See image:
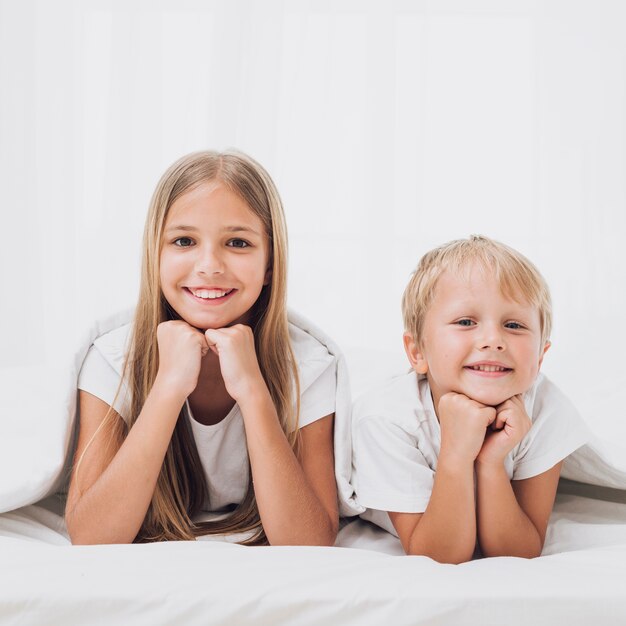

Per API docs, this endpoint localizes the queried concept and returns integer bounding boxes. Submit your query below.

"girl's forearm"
[407,455,476,563]
[66,379,185,545]
[239,389,337,546]
[475,462,542,558]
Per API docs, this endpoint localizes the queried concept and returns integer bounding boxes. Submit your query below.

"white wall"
[1,0,624,432]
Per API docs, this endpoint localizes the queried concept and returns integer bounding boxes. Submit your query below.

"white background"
[1,0,624,433]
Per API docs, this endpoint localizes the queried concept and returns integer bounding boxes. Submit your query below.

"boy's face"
[404,265,549,413]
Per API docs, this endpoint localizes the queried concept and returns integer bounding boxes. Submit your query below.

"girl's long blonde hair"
[87,151,299,544]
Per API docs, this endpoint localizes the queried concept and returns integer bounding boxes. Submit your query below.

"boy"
[351,236,589,563]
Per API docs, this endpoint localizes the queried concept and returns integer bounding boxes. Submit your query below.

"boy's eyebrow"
[164,225,262,236]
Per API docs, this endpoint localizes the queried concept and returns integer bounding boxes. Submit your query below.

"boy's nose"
[479,325,505,351]
[482,342,505,351]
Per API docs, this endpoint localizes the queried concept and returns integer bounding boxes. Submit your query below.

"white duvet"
[1,311,626,625]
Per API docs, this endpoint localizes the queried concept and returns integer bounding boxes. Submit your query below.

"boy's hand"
[476,395,531,466]
[438,392,496,465]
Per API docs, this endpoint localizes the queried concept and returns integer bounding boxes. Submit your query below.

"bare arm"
[65,383,186,545]
[389,455,476,563]
[389,392,497,563]
[66,321,208,545]
[243,398,338,546]
[476,460,562,558]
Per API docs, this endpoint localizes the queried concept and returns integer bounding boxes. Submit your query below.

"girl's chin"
[181,311,251,331]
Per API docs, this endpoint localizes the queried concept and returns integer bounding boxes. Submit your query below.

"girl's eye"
[505,321,524,330]
[456,319,475,327]
[174,237,194,247]
[228,239,250,249]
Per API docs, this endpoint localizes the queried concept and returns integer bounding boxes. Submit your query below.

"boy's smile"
[159,181,271,330]
[404,264,549,414]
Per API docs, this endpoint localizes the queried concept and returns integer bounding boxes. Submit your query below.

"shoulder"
[287,316,336,394]
[524,373,583,423]
[78,321,133,423]
[352,370,427,435]
[511,373,591,479]
[92,322,133,375]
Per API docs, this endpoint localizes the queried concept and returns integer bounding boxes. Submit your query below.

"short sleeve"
[77,345,131,423]
[512,377,591,480]
[297,358,336,429]
[352,415,434,513]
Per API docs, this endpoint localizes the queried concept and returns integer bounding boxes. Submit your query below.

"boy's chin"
[463,388,514,408]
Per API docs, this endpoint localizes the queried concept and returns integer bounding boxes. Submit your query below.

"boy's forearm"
[475,462,542,558]
[408,456,476,563]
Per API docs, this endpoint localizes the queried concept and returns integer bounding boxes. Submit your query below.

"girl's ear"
[263,266,272,286]
[403,332,428,374]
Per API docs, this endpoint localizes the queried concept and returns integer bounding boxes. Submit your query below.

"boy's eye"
[505,321,524,330]
[228,239,250,249]
[174,237,194,247]
[456,319,475,327]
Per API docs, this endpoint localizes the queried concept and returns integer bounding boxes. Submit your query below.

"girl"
[66,151,339,546]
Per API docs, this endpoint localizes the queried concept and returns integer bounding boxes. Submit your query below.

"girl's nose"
[195,246,225,275]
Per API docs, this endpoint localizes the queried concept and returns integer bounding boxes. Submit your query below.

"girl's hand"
[155,320,208,398]
[476,395,531,466]
[438,392,496,466]
[204,325,267,402]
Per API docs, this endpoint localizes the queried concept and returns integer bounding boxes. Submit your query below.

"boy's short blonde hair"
[402,235,552,347]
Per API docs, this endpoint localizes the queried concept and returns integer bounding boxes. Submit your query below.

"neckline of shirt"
[185,398,240,432]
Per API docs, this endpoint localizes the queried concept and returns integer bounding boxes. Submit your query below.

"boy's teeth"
[192,289,230,299]
[471,365,507,372]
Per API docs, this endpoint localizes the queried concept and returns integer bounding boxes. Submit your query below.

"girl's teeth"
[192,289,229,299]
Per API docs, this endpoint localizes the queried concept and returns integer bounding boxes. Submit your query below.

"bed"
[2,311,626,625]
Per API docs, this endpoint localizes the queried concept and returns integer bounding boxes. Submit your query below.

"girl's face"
[160,181,271,330]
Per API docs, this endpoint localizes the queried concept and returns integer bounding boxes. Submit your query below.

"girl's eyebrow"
[164,225,261,236]
[223,225,262,236]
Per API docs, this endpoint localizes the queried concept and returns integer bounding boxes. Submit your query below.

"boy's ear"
[403,332,428,374]
[538,341,551,368]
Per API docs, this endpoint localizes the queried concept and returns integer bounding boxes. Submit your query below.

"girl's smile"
[183,286,237,304]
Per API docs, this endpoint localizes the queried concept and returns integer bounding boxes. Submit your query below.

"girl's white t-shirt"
[351,370,591,536]
[78,322,336,513]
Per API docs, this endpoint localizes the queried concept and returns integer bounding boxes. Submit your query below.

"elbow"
[66,524,96,546]
[65,511,95,545]
[318,522,339,547]
[66,522,100,545]
[480,541,543,559]
[66,517,133,546]
[268,514,338,547]
[406,540,474,564]
[301,511,338,547]
[68,530,133,546]
[409,550,473,565]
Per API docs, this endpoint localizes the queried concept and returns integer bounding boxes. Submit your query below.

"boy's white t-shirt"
[78,322,336,513]
[352,370,591,536]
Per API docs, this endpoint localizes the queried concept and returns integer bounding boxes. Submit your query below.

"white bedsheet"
[1,490,626,625]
